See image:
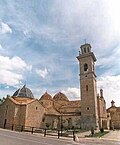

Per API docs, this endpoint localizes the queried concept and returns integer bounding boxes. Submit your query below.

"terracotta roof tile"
[61,100,81,108]
[53,92,69,101]
[39,92,53,100]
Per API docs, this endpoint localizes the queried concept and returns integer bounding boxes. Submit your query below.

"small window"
[36,107,38,110]
[5,110,7,115]
[86,85,88,91]
[84,63,88,71]
[87,107,90,110]
[42,117,45,122]
[5,105,8,115]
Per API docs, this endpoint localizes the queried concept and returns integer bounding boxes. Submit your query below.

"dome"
[12,85,34,98]
[53,92,69,101]
[40,92,52,100]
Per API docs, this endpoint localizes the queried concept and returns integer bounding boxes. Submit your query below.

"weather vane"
[84,39,87,44]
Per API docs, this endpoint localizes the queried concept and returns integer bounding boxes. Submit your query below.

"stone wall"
[0,98,16,128]
[25,100,45,128]
[107,107,120,129]
[97,96,108,129]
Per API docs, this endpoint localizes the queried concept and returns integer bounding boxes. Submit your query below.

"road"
[0,128,120,145]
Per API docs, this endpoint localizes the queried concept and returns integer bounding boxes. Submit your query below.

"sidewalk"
[76,129,99,138]
[101,130,120,142]
[76,131,91,137]
[76,130,120,141]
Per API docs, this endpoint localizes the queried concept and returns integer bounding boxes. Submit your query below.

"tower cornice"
[77,52,97,62]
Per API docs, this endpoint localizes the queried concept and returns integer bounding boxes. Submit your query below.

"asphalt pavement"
[0,129,78,145]
[0,128,120,145]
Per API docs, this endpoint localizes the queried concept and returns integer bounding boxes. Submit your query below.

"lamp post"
[60,114,63,136]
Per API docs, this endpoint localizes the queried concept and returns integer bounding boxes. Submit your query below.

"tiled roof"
[45,106,60,115]
[53,92,69,101]
[12,85,34,98]
[39,92,53,100]
[61,100,81,108]
[9,97,36,105]
[116,107,120,112]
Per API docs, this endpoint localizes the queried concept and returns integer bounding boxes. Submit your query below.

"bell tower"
[77,43,99,130]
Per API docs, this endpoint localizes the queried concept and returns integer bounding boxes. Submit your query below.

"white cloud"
[62,87,80,100]
[98,75,120,108]
[96,44,120,69]
[0,56,32,72]
[0,70,22,86]
[0,44,4,51]
[36,68,48,79]
[31,87,47,99]
[107,0,120,35]
[0,22,12,34]
[0,89,13,98]
[0,55,32,86]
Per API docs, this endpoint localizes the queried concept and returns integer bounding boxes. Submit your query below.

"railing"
[0,123,76,141]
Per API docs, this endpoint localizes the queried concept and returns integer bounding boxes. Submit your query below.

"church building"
[0,43,119,130]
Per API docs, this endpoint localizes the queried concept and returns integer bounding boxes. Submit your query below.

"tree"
[0,97,6,104]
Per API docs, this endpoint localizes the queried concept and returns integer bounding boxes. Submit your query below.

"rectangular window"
[5,105,8,115]
[86,85,88,91]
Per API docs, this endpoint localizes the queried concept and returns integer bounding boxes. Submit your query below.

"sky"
[0,0,120,108]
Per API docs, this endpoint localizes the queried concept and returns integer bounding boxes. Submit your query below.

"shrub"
[100,128,104,133]
[46,123,50,128]
[91,127,94,135]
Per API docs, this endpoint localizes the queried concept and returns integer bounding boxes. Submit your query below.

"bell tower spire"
[77,43,99,130]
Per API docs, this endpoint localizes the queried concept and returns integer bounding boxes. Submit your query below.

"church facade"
[0,43,119,130]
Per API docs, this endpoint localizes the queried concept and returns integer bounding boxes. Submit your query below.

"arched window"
[84,63,88,71]
[87,47,89,52]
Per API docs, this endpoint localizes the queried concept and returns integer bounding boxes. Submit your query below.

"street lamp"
[60,114,63,136]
